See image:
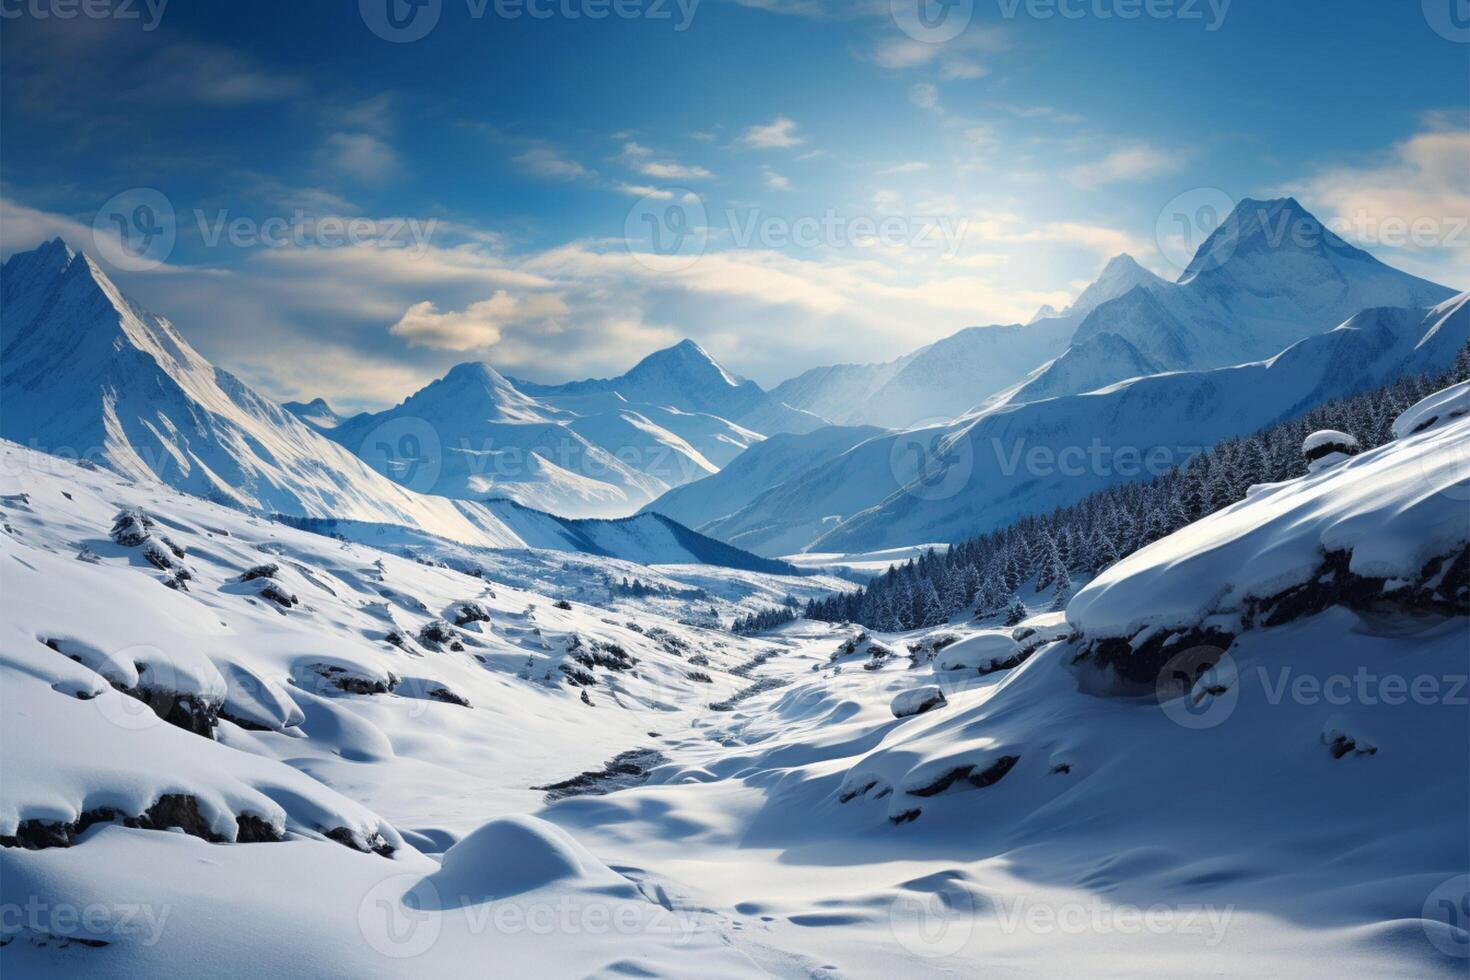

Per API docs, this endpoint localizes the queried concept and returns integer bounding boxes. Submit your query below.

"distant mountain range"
[4,194,1461,566]
[639,199,1463,556]
[0,239,793,572]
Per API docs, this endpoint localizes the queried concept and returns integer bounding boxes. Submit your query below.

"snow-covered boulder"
[1392,379,1469,439]
[891,686,948,719]
[935,631,1024,674]
[1303,429,1360,472]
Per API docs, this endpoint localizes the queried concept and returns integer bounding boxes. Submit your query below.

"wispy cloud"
[909,83,940,111]
[877,161,932,176]
[323,133,402,185]
[763,168,795,191]
[742,115,805,149]
[515,143,595,181]
[1291,119,1470,279]
[1068,144,1185,188]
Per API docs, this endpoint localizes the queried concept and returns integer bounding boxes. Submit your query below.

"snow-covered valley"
[2,378,1466,975]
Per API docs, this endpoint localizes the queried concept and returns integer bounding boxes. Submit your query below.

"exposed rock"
[239,563,280,582]
[258,581,298,609]
[109,508,153,546]
[426,685,471,707]
[452,601,492,627]
[533,749,668,802]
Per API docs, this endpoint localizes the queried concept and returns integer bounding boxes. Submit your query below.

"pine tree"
[1050,565,1073,612]
[1004,598,1028,627]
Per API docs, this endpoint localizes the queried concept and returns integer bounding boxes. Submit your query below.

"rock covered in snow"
[1392,379,1470,439]
[1303,429,1360,472]
[891,686,947,718]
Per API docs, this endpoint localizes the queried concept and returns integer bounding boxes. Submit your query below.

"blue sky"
[2,0,1466,411]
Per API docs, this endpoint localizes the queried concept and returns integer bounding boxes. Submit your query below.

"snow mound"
[1393,379,1470,440]
[1067,384,1470,641]
[431,815,620,902]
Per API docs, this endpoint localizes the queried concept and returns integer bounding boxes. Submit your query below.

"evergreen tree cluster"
[805,358,1468,632]
[732,605,799,635]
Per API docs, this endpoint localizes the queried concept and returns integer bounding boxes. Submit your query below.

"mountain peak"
[1065,252,1167,320]
[443,360,515,387]
[627,339,745,390]
[1180,195,1368,283]
[1101,253,1145,274]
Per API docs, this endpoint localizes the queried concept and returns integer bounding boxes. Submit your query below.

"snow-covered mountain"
[663,293,1469,556]
[0,239,522,546]
[281,397,343,430]
[512,339,825,435]
[2,382,1463,975]
[769,253,1167,429]
[322,361,677,518]
[641,424,888,543]
[0,240,790,571]
[817,292,1470,553]
[1014,198,1456,401]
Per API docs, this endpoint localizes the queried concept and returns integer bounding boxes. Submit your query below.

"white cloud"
[742,115,804,149]
[1068,144,1185,188]
[514,143,594,181]
[616,142,714,181]
[1293,124,1470,281]
[877,161,932,176]
[616,184,675,200]
[909,83,940,111]
[323,133,402,185]
[763,168,795,192]
[870,27,1005,75]
[389,292,571,351]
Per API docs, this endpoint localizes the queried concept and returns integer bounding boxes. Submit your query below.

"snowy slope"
[0,441,812,975]
[1,386,1465,976]
[281,397,343,430]
[641,424,888,532]
[283,498,801,575]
